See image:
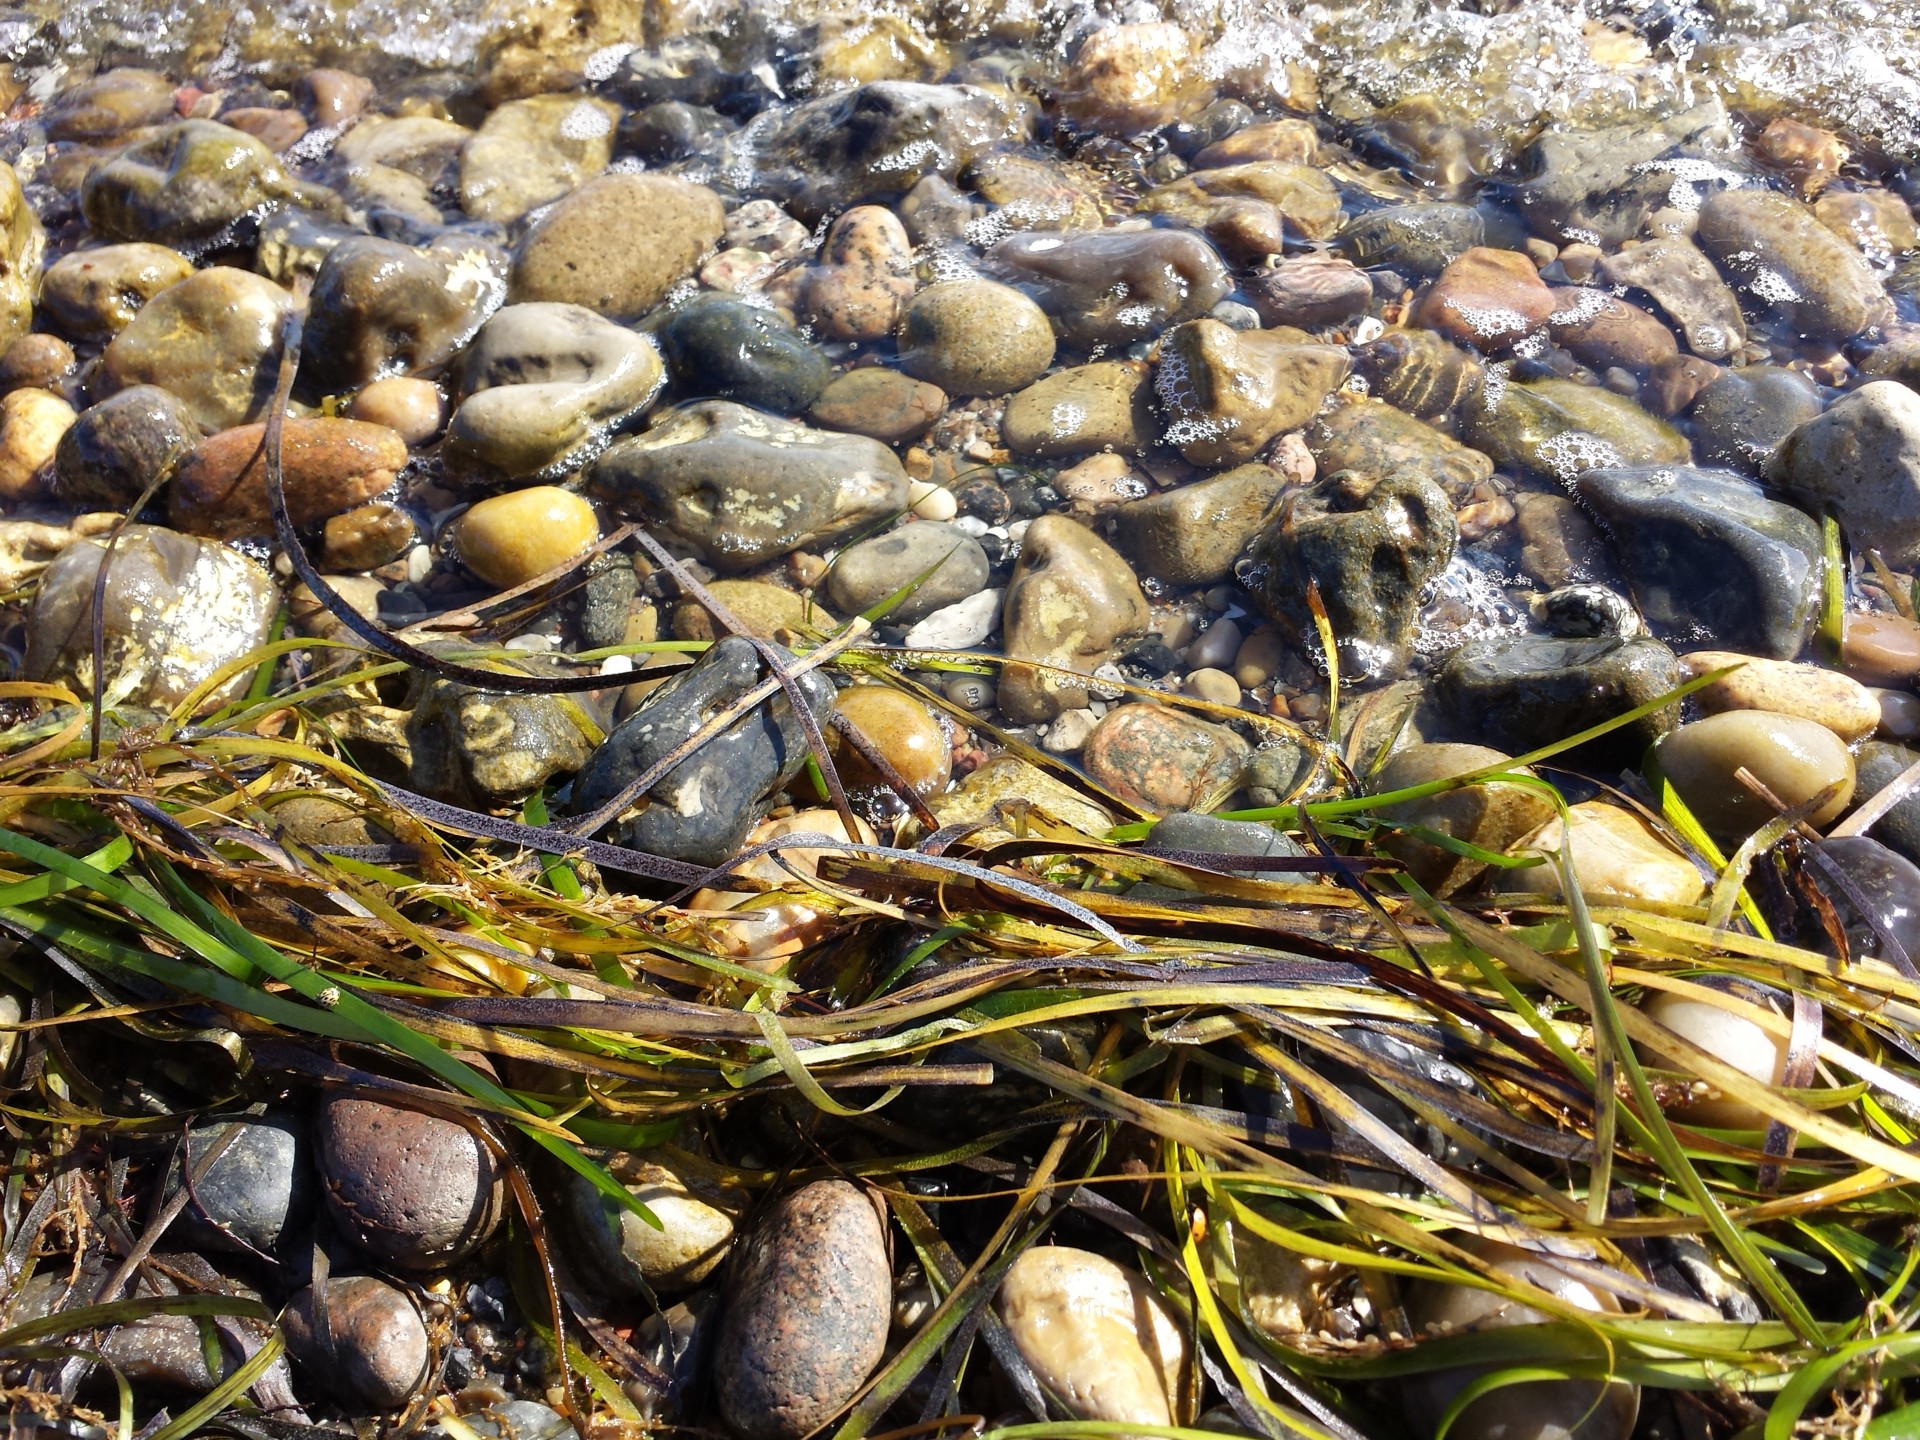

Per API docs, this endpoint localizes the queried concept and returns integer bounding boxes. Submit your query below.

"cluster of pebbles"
[3,3,1920,1437]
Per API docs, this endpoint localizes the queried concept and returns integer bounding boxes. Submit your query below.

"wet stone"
[1656,711,1855,841]
[80,120,310,247]
[24,526,278,710]
[1515,100,1729,247]
[426,1402,570,1440]
[1844,612,1920,688]
[659,298,832,415]
[1547,288,1677,373]
[826,522,990,624]
[896,279,1054,397]
[1145,811,1306,876]
[1082,703,1251,814]
[315,1095,507,1270]
[1248,254,1374,330]
[1137,162,1343,262]
[1306,395,1493,497]
[322,502,416,572]
[169,417,408,539]
[799,205,916,341]
[1350,329,1485,420]
[558,1153,741,1298]
[458,94,620,224]
[455,486,600,590]
[1505,801,1706,905]
[1058,20,1211,134]
[53,385,200,510]
[404,673,597,807]
[1462,377,1688,483]
[1239,470,1458,682]
[670,581,835,644]
[510,173,726,320]
[1336,202,1485,275]
[1415,245,1556,350]
[1696,187,1894,342]
[1155,319,1351,467]
[829,685,952,795]
[98,267,292,433]
[443,302,665,481]
[1688,366,1823,474]
[1435,633,1684,763]
[0,390,75,500]
[809,369,945,444]
[45,67,175,141]
[965,151,1106,234]
[1574,466,1824,660]
[282,1277,430,1412]
[349,377,445,445]
[301,236,507,394]
[39,242,193,343]
[573,635,834,866]
[987,228,1232,350]
[1771,382,1920,565]
[1371,743,1557,897]
[1812,836,1920,964]
[1600,237,1747,361]
[592,401,907,573]
[1681,652,1881,743]
[1853,742,1920,865]
[1110,463,1287,587]
[999,514,1151,722]
[1002,361,1156,459]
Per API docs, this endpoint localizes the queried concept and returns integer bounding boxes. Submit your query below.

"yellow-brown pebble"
[349,377,446,445]
[0,389,77,499]
[1681,650,1882,742]
[455,485,600,590]
[829,685,952,795]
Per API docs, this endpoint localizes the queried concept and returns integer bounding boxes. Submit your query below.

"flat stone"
[1337,202,1485,275]
[670,580,837,643]
[1110,463,1286,587]
[826,521,989,624]
[511,173,726,319]
[1434,633,1684,763]
[1415,246,1557,350]
[809,368,945,443]
[1688,366,1823,473]
[1600,237,1746,361]
[1844,612,1920,688]
[1136,162,1342,261]
[987,228,1231,349]
[1462,377,1688,483]
[924,753,1113,841]
[1696,187,1893,342]
[1003,361,1156,459]
[1306,394,1493,497]
[459,94,620,224]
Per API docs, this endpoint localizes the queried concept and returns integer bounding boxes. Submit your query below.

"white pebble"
[902,588,1004,650]
[908,479,957,522]
[951,514,989,537]
[598,654,635,676]
[405,545,433,584]
[1005,520,1031,545]
[505,633,555,653]
[1042,709,1098,753]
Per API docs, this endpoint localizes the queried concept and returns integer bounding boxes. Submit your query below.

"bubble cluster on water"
[1413,551,1528,659]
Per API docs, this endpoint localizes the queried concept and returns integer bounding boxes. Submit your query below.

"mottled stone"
[1306,395,1493,498]
[40,242,192,343]
[1138,162,1343,261]
[799,205,916,341]
[1000,515,1151,722]
[896,279,1054,397]
[1600,237,1746,361]
[1770,382,1920,565]
[1462,377,1688,483]
[302,236,507,394]
[1371,743,1557,897]
[1003,361,1156,459]
[459,94,620,224]
[1337,202,1485,275]
[1083,704,1250,813]
[1681,652,1881,742]
[1696,187,1894,342]
[510,173,725,320]
[315,1095,506,1270]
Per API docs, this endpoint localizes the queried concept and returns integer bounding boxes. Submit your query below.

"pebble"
[25,525,279,710]
[172,1111,312,1257]
[98,267,292,432]
[1188,619,1244,673]
[1547,287,1677,372]
[282,1277,430,1412]
[1002,361,1156,459]
[924,752,1113,841]
[1696,186,1893,341]
[1415,245,1556,350]
[800,205,917,341]
[1234,628,1286,690]
[1156,319,1350,467]
[1641,983,1789,1129]
[511,173,726,319]
[1000,515,1151,722]
[349,377,446,444]
[315,1094,507,1269]
[401,675,597,808]
[1137,162,1343,262]
[0,389,75,500]
[1463,376,1689,482]
[0,334,76,395]
[713,1180,891,1440]
[444,302,665,481]
[459,94,620,223]
[1689,366,1823,474]
[987,228,1231,349]
[827,522,990,624]
[40,242,193,343]
[1369,743,1558,897]
[1655,711,1856,841]
[1248,254,1373,329]
[46,67,176,141]
[593,401,906,573]
[809,369,946,443]
[1112,463,1287,588]
[1771,382,1920,565]
[1503,802,1705,905]
[1308,395,1490,496]
[902,588,1003,650]
[81,119,307,247]
[1183,667,1242,707]
[659,297,832,414]
[573,635,834,865]
[908,478,958,521]
[558,1152,740,1297]
[1404,1238,1638,1440]
[1876,688,1920,741]
[1813,835,1920,966]
[999,1246,1190,1431]
[1843,612,1920,688]
[1600,237,1746,361]
[830,685,952,795]
[1337,201,1485,275]
[1083,703,1250,812]
[1682,652,1881,743]
[169,417,408,539]
[1435,633,1683,764]
[302,236,507,394]
[456,486,600,590]
[670,580,836,643]
[322,503,416,572]
[896,279,1055,397]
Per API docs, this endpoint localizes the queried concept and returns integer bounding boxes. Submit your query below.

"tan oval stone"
[1000,514,1150,723]
[0,390,77,500]
[1641,985,1788,1129]
[830,685,952,795]
[455,485,599,590]
[1371,742,1557,898]
[671,579,837,643]
[1843,611,1920,688]
[897,279,1055,397]
[1504,801,1705,906]
[40,242,193,342]
[1000,1246,1190,1431]
[923,754,1113,842]
[169,417,407,539]
[1682,650,1881,742]
[349,376,445,445]
[1656,710,1854,841]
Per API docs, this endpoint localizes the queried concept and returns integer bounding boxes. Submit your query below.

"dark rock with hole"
[1573,465,1823,660]
[714,1180,891,1440]
[314,1095,507,1271]
[282,1276,430,1411]
[572,635,835,867]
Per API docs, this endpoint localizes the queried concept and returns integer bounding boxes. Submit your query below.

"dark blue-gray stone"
[1574,465,1822,660]
[173,1111,312,1257]
[659,297,831,415]
[1812,835,1920,966]
[1434,633,1683,764]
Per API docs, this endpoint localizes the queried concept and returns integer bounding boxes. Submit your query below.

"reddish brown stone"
[1547,287,1678,372]
[1082,703,1252,813]
[220,105,307,151]
[1414,246,1556,350]
[169,417,406,538]
[1844,611,1920,689]
[314,1095,505,1271]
